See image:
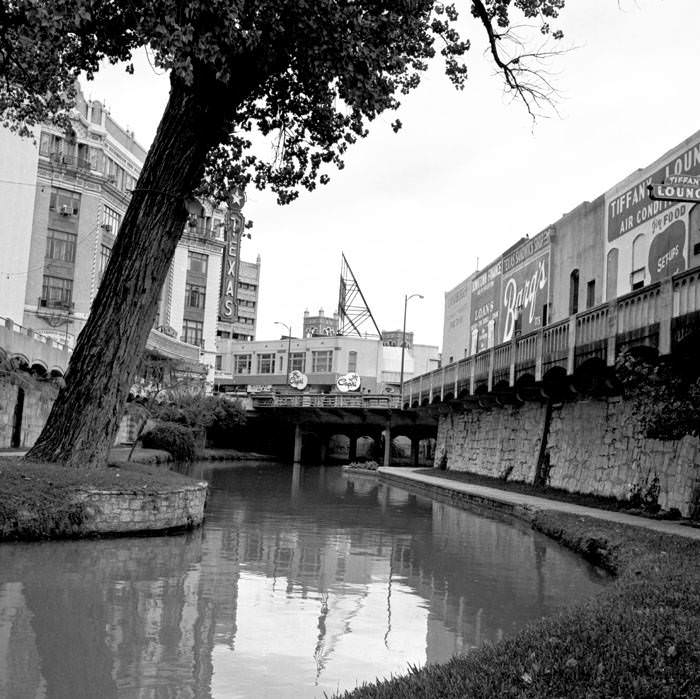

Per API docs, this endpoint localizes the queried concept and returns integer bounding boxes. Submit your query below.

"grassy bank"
[0,458,198,541]
[416,467,687,520]
[336,510,700,698]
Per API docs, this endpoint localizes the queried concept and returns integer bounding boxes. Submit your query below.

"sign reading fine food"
[648,181,700,204]
[336,373,361,392]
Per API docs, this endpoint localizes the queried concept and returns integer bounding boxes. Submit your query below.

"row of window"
[232,350,358,375]
[41,275,73,307]
[185,282,206,309]
[40,134,138,193]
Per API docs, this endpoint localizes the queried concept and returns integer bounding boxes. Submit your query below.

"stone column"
[383,421,392,468]
[349,435,357,462]
[293,424,302,464]
[411,436,420,467]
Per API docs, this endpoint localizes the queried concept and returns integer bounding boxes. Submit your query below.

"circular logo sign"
[336,372,361,392]
[289,370,308,390]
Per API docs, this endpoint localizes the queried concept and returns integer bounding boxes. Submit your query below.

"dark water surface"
[0,462,608,698]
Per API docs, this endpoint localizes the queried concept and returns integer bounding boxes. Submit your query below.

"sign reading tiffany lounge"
[648,175,700,204]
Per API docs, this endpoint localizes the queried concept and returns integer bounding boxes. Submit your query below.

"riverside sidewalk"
[378,467,700,541]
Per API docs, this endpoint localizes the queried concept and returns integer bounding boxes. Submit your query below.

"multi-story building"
[441,129,700,361]
[215,312,439,395]
[0,84,260,380]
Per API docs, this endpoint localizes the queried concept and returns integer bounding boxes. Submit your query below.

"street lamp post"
[399,293,423,406]
[274,321,292,385]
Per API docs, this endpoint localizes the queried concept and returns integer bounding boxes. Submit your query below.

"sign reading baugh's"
[500,229,550,343]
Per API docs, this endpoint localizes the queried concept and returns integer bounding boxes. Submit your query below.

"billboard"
[500,229,550,342]
[605,135,700,298]
[442,276,472,363]
[470,259,501,354]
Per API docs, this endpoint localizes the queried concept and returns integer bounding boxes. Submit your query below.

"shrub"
[207,397,247,447]
[140,423,197,463]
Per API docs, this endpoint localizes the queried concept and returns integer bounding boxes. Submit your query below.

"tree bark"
[25,74,235,468]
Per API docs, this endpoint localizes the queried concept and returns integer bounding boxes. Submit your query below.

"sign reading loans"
[336,372,361,392]
[288,370,308,390]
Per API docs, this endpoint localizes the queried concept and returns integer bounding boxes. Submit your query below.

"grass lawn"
[336,510,700,698]
[0,457,200,541]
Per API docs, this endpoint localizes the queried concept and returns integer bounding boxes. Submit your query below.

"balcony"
[48,152,91,172]
[37,297,74,313]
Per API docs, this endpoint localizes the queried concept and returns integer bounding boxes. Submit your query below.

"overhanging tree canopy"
[0,0,565,467]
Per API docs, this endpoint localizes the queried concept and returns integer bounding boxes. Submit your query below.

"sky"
[80,0,700,350]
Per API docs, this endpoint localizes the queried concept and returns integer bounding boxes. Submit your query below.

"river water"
[0,462,608,698]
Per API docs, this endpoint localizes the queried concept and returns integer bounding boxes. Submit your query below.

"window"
[99,245,111,281]
[586,280,596,309]
[182,319,204,347]
[630,269,645,290]
[631,234,646,290]
[312,350,333,373]
[103,205,121,235]
[347,351,358,373]
[185,283,206,309]
[238,281,257,292]
[233,354,251,374]
[289,352,306,372]
[215,355,222,371]
[569,269,579,315]
[41,275,73,307]
[257,353,275,374]
[49,188,80,216]
[236,316,254,325]
[45,230,77,262]
[188,251,208,275]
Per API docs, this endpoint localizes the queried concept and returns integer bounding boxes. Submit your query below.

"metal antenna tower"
[337,252,382,339]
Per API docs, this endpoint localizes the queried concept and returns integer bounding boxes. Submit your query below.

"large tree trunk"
[25,75,234,468]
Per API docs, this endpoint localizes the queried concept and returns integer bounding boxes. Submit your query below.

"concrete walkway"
[379,467,700,541]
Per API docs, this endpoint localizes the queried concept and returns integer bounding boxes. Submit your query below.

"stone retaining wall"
[74,481,208,534]
[437,397,700,517]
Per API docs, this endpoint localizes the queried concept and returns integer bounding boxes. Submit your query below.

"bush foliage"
[140,423,197,463]
[616,350,700,440]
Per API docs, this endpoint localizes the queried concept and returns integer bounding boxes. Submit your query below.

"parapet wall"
[74,481,208,534]
[436,398,700,516]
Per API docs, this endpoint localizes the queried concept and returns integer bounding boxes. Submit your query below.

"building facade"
[215,316,439,396]
[0,84,260,379]
[441,129,700,360]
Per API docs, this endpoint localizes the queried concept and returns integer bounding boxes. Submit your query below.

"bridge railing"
[253,393,401,410]
[404,265,698,407]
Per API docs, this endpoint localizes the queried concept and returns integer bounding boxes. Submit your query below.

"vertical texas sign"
[605,133,700,298]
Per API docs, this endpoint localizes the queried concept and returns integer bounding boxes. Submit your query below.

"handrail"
[404,264,700,404]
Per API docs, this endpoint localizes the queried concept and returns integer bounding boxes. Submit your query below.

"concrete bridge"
[403,266,700,408]
[250,392,436,466]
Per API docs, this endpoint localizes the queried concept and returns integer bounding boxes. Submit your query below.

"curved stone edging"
[73,481,208,534]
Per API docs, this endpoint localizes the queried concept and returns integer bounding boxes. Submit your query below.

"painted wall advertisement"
[470,260,501,354]
[443,277,471,362]
[499,229,551,343]
[605,136,700,298]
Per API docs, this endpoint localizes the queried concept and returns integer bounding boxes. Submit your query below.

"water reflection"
[0,463,608,698]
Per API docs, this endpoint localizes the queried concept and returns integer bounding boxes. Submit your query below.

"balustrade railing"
[402,264,695,406]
